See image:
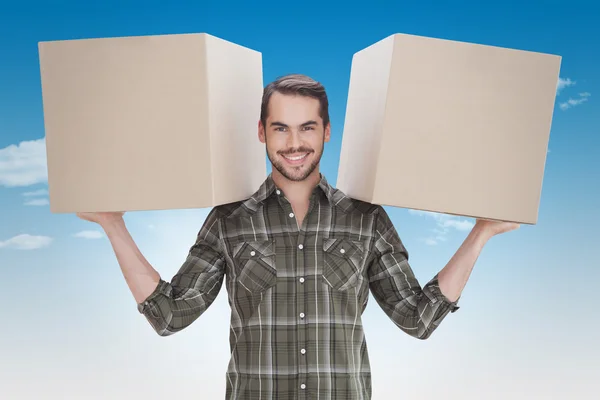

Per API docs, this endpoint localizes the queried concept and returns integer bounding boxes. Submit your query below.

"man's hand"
[474,218,520,238]
[76,211,125,226]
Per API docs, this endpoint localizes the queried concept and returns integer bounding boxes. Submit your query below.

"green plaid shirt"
[138,173,459,399]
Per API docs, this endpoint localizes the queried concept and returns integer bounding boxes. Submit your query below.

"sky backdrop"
[1,1,598,399]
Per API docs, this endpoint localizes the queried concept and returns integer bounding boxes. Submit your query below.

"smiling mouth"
[282,153,309,161]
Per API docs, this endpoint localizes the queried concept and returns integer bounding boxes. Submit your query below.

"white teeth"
[284,153,308,161]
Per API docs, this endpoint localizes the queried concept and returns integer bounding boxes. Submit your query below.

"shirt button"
[299,277,305,283]
[298,244,303,249]
[276,189,281,195]
[300,312,305,319]
[289,212,294,218]
[250,251,256,256]
[340,248,345,254]
[301,348,306,354]
[300,384,306,389]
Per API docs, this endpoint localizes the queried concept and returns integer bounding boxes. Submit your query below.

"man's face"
[259,92,330,182]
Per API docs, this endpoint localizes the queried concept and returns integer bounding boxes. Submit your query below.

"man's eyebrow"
[270,120,318,127]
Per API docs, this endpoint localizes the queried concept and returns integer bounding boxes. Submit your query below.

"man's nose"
[287,130,302,150]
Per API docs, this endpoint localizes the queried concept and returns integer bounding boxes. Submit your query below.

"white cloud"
[21,188,49,206]
[408,209,434,218]
[555,76,591,110]
[556,77,575,95]
[408,209,474,245]
[73,230,104,239]
[23,189,48,197]
[24,198,49,206]
[0,137,47,187]
[441,218,474,231]
[0,234,53,250]
[559,92,591,110]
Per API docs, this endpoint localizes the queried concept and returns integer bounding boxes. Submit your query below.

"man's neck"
[272,168,321,206]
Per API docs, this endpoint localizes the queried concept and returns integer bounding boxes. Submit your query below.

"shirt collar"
[242,172,351,214]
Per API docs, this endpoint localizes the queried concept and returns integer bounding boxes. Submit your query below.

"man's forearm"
[101,217,161,304]
[437,223,492,302]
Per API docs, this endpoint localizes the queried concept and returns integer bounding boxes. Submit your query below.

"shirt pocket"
[232,239,277,293]
[322,237,365,291]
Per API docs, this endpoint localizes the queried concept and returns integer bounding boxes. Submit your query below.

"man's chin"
[279,168,310,182]
[273,163,314,182]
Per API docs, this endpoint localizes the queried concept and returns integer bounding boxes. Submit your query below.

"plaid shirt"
[138,173,459,399]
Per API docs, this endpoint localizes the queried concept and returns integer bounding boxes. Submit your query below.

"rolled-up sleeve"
[367,207,459,340]
[138,207,226,336]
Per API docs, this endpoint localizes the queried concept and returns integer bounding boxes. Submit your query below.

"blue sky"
[1,1,598,399]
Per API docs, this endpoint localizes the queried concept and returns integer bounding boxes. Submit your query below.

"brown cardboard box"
[337,33,561,224]
[38,33,265,213]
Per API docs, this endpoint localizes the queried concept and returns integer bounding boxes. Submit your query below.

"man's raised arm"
[78,207,226,336]
[367,207,460,340]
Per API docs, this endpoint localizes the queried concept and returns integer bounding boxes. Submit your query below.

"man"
[78,74,519,399]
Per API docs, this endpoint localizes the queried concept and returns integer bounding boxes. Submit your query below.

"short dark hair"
[260,73,330,128]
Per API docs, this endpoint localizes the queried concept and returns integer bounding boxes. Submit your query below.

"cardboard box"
[337,33,561,224]
[38,33,265,213]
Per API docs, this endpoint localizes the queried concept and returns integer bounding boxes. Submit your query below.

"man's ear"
[324,122,331,143]
[258,120,266,143]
